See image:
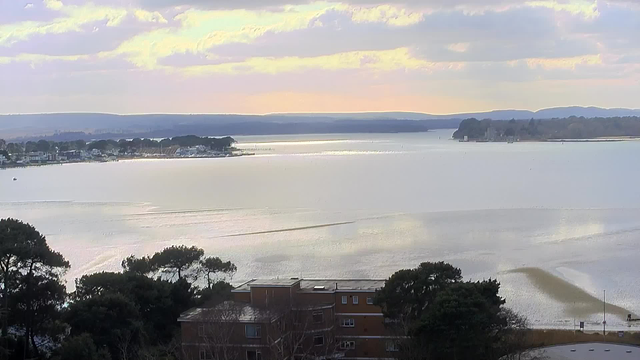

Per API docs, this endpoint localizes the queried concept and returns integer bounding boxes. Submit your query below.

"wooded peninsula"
[453,116,640,142]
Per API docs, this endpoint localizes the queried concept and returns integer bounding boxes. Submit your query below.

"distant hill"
[1,107,639,140]
[273,107,640,121]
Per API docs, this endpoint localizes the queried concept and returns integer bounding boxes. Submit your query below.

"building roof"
[249,278,302,287]
[232,278,385,292]
[300,279,385,292]
[178,301,277,323]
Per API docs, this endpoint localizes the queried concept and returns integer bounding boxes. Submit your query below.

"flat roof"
[300,279,385,292]
[532,343,638,360]
[179,301,275,323]
[250,278,302,287]
[233,278,385,292]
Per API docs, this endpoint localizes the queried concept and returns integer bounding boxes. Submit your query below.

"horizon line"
[1,105,639,117]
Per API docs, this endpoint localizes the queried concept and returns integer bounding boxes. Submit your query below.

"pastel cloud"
[178,48,464,75]
[0,0,168,47]
[0,0,639,114]
[447,43,471,53]
[347,4,424,26]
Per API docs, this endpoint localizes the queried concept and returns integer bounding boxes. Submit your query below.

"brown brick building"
[179,278,400,360]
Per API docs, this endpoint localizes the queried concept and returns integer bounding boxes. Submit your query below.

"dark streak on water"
[506,267,637,319]
[220,221,355,237]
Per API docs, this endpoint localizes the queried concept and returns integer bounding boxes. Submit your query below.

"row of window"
[340,295,374,305]
[201,318,359,339]
[198,340,399,359]
[200,324,264,339]
[201,350,264,360]
[340,318,355,327]
[338,340,399,352]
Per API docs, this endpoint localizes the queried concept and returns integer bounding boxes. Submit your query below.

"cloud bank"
[0,0,638,114]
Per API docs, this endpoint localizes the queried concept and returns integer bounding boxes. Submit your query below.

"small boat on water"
[12,177,17,181]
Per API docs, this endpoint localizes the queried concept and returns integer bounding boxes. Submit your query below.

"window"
[340,318,355,327]
[314,335,325,346]
[198,324,205,337]
[340,341,356,350]
[312,310,324,323]
[245,324,261,338]
[352,295,359,304]
[247,350,262,360]
[386,341,400,352]
[366,297,374,305]
[199,349,213,360]
[341,295,348,304]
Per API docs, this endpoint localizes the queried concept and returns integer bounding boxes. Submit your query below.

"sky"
[0,0,639,114]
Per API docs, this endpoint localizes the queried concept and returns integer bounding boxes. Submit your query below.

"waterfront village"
[0,135,250,168]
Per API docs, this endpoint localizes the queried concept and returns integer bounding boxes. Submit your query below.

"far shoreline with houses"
[0,135,252,169]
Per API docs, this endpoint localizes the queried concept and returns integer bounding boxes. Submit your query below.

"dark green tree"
[11,275,67,357]
[35,140,50,153]
[121,255,155,276]
[74,140,87,150]
[65,293,143,360]
[198,257,237,289]
[0,218,70,357]
[452,118,490,140]
[6,143,23,155]
[375,262,461,322]
[150,245,204,280]
[55,334,112,360]
[24,142,37,153]
[88,140,110,151]
[73,271,194,344]
[376,264,531,360]
[412,280,509,360]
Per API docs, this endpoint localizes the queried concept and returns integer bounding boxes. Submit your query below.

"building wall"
[335,292,380,314]
[182,286,393,360]
[233,291,251,303]
[345,338,391,359]
[250,287,296,309]
[336,314,386,337]
[295,292,334,306]
[182,321,273,346]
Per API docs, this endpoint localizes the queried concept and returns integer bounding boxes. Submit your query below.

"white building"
[27,152,47,162]
[176,147,200,157]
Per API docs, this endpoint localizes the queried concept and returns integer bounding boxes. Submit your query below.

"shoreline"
[458,136,640,143]
[0,152,254,169]
[527,329,640,348]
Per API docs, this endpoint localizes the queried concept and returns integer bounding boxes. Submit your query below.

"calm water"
[1,129,640,329]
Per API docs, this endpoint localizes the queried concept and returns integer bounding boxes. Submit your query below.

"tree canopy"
[0,218,70,358]
[150,245,204,280]
[375,262,529,360]
[453,116,640,140]
[413,280,507,360]
[374,261,462,322]
[0,218,236,360]
[54,333,111,360]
